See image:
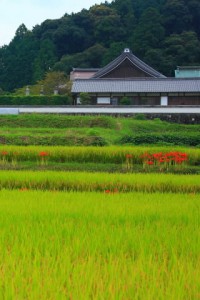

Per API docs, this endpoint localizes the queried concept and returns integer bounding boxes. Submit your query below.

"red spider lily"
[146,161,154,165]
[174,157,186,164]
[39,151,49,157]
[105,189,111,194]
[152,152,163,159]
[175,159,183,164]
[140,152,151,159]
[165,158,171,163]
[159,159,165,163]
[1,151,8,156]
[126,154,133,159]
[178,153,188,160]
[141,151,188,167]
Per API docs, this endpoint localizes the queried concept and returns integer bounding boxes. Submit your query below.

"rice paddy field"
[0,145,200,164]
[0,145,199,174]
[0,190,199,299]
[0,115,199,299]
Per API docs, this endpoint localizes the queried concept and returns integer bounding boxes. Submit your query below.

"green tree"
[144,49,166,75]
[42,71,69,95]
[102,42,127,66]
[54,44,106,73]
[163,31,200,75]
[53,14,93,57]
[14,71,70,96]
[33,39,57,82]
[112,0,136,37]
[0,24,38,91]
[130,8,165,57]
[90,5,125,46]
[0,0,200,91]
[163,0,192,34]
[187,0,200,36]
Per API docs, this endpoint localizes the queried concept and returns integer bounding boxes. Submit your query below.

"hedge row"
[0,132,199,147]
[0,95,72,105]
[119,134,200,146]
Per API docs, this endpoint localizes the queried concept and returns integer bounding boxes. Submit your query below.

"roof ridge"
[92,49,166,79]
[74,77,200,82]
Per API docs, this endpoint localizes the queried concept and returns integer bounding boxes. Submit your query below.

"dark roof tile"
[93,49,166,79]
[72,78,200,93]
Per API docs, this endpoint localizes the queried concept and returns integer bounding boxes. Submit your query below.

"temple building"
[71,48,200,106]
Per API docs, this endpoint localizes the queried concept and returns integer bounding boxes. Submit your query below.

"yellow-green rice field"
[0,189,199,299]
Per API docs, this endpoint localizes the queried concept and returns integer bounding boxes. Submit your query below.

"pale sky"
[0,0,112,47]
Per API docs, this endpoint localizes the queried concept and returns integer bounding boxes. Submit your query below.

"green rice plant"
[38,151,49,166]
[0,171,199,193]
[0,145,199,166]
[0,190,199,299]
[0,150,9,166]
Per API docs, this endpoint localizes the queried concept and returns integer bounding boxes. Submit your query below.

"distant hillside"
[0,0,200,92]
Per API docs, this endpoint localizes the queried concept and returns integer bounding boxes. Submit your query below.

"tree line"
[0,0,200,92]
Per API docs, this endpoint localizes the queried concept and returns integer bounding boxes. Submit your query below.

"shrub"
[0,95,73,106]
[134,114,146,120]
[79,93,92,105]
[118,133,200,146]
[119,97,131,105]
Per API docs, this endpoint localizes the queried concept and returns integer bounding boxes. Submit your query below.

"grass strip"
[0,171,199,193]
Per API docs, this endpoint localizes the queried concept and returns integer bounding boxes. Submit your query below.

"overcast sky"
[0,0,112,47]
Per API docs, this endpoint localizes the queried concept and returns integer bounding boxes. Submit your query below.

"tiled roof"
[93,49,166,78]
[72,78,200,93]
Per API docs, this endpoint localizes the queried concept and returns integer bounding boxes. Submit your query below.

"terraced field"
[0,115,199,299]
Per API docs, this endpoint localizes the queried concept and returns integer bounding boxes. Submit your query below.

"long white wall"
[15,106,200,114]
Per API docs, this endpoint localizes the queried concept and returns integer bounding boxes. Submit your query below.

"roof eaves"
[93,51,166,78]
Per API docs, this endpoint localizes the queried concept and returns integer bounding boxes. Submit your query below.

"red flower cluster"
[1,151,8,156]
[141,151,188,166]
[39,151,49,157]
[104,188,119,194]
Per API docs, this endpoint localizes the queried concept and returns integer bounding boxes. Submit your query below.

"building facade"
[175,66,200,78]
[72,49,200,106]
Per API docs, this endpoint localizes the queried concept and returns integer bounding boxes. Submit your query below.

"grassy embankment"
[0,114,199,146]
[0,114,199,172]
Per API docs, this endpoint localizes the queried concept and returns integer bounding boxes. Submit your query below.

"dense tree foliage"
[0,0,199,91]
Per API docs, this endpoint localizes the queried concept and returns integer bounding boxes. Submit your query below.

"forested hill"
[0,0,200,92]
